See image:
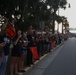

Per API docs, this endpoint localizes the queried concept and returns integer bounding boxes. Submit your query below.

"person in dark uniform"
[26,26,36,66]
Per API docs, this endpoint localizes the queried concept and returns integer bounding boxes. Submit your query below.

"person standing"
[18,33,28,72]
[0,18,11,75]
[10,30,22,75]
[8,18,21,75]
[26,26,35,66]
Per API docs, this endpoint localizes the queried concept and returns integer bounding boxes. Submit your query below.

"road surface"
[23,37,76,75]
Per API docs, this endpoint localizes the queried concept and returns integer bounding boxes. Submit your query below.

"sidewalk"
[19,42,64,75]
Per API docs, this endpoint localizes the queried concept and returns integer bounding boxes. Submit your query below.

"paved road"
[42,37,76,75]
[23,37,76,75]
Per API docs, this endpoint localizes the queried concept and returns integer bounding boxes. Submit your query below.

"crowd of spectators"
[0,18,68,75]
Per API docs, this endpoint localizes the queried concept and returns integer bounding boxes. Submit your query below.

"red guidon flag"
[6,25,16,39]
[30,47,39,60]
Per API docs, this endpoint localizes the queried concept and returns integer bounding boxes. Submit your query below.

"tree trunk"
[62,22,63,34]
[52,9,56,34]
[65,26,66,34]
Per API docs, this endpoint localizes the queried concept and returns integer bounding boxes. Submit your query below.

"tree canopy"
[0,0,68,32]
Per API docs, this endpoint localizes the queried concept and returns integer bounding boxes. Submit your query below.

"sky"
[59,0,76,33]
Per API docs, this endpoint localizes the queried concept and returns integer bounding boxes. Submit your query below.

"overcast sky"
[59,0,76,33]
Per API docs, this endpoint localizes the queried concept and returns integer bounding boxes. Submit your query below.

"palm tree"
[55,15,69,34]
[55,15,63,33]
[61,16,67,34]
[64,21,69,34]
[51,0,67,34]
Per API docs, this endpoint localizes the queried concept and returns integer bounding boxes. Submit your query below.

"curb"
[19,42,64,75]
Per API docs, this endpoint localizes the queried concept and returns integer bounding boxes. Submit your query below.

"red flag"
[6,25,16,39]
[30,47,39,60]
[50,40,54,49]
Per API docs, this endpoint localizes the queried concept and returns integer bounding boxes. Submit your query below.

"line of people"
[0,18,68,75]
